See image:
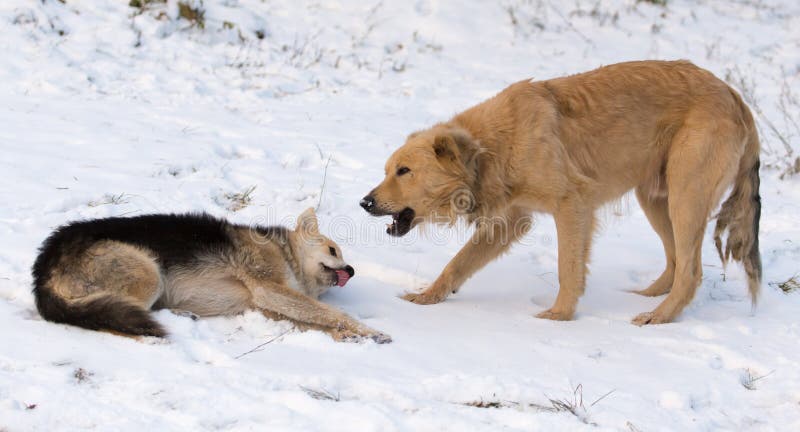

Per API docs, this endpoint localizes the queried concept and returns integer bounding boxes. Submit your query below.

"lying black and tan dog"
[32,208,390,343]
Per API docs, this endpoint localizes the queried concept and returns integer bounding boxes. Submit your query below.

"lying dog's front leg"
[403,207,533,305]
[246,280,391,344]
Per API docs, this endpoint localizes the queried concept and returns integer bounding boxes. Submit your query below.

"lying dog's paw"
[369,332,392,344]
[401,290,447,305]
[330,328,391,344]
[341,332,392,344]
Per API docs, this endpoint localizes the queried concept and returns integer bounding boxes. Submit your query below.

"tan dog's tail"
[713,90,762,305]
[34,285,165,337]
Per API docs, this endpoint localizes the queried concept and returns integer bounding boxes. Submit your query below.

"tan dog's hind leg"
[402,207,532,305]
[245,279,391,343]
[632,187,675,297]
[632,199,705,325]
[536,198,595,321]
[633,123,738,325]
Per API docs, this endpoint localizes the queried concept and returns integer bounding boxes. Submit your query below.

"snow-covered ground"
[1,0,799,430]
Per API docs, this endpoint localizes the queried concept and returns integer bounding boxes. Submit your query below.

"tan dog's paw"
[631,311,673,326]
[629,283,671,297]
[630,288,667,297]
[535,309,574,321]
[401,290,447,305]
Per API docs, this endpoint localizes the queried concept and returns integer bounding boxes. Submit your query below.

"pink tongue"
[335,269,350,287]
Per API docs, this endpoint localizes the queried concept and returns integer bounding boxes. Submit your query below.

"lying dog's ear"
[296,207,319,234]
[433,128,481,172]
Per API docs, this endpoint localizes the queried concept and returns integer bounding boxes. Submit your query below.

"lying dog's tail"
[33,284,165,338]
[713,88,762,305]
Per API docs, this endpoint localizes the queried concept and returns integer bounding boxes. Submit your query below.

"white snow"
[1,0,799,430]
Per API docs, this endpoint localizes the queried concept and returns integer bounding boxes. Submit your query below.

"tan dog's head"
[292,208,354,287]
[360,125,481,236]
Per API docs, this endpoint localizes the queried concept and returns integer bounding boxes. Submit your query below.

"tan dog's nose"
[360,195,376,213]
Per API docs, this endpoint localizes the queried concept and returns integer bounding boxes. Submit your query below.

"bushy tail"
[713,138,762,305]
[34,285,165,337]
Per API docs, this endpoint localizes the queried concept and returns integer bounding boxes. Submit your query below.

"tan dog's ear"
[296,207,319,234]
[433,128,481,172]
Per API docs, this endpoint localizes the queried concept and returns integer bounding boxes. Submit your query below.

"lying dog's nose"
[360,195,376,212]
[344,265,354,277]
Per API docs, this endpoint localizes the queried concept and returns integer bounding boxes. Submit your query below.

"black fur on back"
[33,213,234,276]
[31,213,263,337]
[254,225,290,244]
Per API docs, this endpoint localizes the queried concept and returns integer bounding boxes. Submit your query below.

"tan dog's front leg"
[536,199,595,321]
[247,280,391,344]
[403,207,532,305]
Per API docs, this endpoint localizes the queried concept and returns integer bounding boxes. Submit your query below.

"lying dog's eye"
[329,246,337,257]
[396,167,410,176]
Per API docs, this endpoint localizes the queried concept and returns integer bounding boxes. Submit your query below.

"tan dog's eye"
[329,246,337,257]
[396,167,410,176]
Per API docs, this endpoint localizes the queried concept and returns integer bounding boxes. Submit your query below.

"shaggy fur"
[32,208,390,343]
[361,60,761,325]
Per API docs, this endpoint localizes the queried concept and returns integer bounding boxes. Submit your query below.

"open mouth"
[323,265,352,287]
[387,207,415,237]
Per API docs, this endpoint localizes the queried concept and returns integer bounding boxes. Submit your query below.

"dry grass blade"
[316,155,331,211]
[299,385,340,402]
[627,421,643,432]
[590,389,616,407]
[234,328,291,359]
[88,193,130,207]
[740,368,775,390]
[769,274,799,294]
[542,384,584,415]
[461,384,610,425]
[129,0,165,9]
[177,1,205,29]
[222,185,256,212]
[463,400,506,409]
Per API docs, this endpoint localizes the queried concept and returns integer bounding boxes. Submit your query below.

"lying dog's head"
[360,125,481,236]
[293,208,354,288]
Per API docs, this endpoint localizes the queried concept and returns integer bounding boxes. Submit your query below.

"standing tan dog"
[33,208,390,343]
[361,60,761,325]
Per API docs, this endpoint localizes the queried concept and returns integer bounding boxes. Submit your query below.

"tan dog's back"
[362,60,761,325]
